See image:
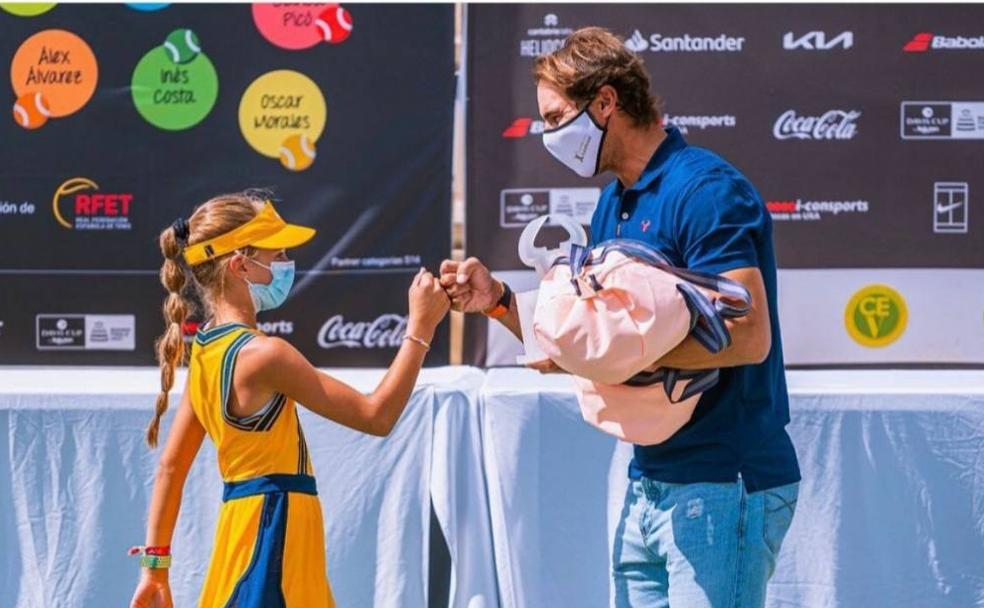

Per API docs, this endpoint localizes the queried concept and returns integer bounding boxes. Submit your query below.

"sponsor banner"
[663,113,736,135]
[466,3,984,366]
[624,30,746,53]
[767,198,870,222]
[483,269,984,366]
[782,30,853,51]
[901,102,984,139]
[773,110,861,141]
[1,4,454,365]
[36,314,135,351]
[903,32,984,52]
[933,182,969,234]
[500,188,600,227]
[778,269,984,365]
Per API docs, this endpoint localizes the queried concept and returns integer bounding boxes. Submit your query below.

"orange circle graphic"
[11,30,98,118]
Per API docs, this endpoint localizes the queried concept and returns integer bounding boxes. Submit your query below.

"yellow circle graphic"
[844,284,908,348]
[238,70,326,159]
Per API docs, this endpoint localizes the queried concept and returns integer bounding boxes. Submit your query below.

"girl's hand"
[130,570,173,608]
[407,267,450,340]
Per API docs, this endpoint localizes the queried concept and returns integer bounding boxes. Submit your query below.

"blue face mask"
[243,257,295,312]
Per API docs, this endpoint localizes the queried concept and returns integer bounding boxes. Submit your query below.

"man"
[440,27,800,607]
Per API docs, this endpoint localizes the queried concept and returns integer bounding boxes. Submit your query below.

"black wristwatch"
[483,281,512,319]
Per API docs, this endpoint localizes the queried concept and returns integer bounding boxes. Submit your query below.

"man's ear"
[595,84,619,120]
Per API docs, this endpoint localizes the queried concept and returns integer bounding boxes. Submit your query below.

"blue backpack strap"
[624,367,721,404]
[676,282,732,354]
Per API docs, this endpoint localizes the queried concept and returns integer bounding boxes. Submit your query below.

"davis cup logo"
[773,110,860,140]
[318,314,407,349]
[844,285,908,348]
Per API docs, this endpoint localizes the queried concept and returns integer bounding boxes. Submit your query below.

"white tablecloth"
[4,366,984,608]
[478,368,984,608]
[0,366,485,608]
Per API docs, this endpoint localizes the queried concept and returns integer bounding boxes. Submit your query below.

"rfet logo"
[52,177,133,230]
[904,32,984,52]
[844,285,908,348]
[502,117,544,138]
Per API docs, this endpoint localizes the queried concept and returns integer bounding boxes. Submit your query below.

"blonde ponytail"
[147,223,189,448]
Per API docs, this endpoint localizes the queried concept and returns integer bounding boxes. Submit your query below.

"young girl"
[128,191,450,608]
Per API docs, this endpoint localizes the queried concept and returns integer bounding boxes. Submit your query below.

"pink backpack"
[531,238,751,446]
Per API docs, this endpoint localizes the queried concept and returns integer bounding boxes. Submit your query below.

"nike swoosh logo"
[936,201,965,214]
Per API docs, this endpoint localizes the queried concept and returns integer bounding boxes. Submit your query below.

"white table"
[477,368,984,608]
[0,366,485,608]
[4,366,983,608]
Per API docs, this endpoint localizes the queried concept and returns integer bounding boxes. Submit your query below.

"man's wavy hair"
[533,27,661,127]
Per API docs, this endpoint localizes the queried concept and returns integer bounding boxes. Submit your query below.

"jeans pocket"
[762,482,799,556]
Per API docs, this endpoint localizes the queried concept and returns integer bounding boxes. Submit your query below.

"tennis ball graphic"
[239,70,326,171]
[11,30,98,120]
[132,36,218,131]
[12,91,51,129]
[279,134,316,171]
[163,28,201,64]
[314,5,353,44]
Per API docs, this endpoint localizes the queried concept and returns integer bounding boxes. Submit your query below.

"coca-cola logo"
[317,314,407,350]
[773,109,861,140]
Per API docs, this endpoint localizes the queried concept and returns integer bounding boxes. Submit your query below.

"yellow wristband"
[140,554,171,569]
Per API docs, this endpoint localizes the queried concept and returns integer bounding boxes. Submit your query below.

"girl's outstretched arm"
[246,268,450,437]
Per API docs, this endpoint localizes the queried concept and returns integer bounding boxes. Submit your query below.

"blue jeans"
[611,477,799,607]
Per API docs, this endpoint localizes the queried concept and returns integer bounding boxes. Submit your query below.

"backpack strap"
[570,239,756,404]
[624,367,722,404]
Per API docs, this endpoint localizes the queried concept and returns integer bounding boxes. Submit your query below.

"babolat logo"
[904,32,984,52]
[318,314,406,349]
[52,177,133,230]
[502,117,545,138]
[844,285,908,348]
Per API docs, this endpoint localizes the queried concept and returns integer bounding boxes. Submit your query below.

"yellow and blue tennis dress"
[188,322,335,608]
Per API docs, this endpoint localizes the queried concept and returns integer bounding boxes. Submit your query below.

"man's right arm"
[438,257,521,339]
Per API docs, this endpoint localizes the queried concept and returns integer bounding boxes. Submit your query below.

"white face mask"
[542,104,608,178]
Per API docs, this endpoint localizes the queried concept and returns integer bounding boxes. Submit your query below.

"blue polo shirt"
[590,127,800,493]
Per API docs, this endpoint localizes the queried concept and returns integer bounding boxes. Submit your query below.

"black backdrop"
[1,3,454,365]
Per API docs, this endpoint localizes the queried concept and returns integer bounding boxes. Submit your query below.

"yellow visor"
[182,201,315,266]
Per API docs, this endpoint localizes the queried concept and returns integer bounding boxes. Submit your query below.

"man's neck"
[613,124,667,190]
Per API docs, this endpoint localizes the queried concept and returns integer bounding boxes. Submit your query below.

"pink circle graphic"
[252,3,330,50]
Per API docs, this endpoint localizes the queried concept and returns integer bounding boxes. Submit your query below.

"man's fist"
[439,257,502,314]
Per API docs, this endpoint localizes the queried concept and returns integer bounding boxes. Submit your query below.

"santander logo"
[317,314,407,349]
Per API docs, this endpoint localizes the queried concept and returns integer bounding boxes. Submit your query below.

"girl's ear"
[226,253,247,279]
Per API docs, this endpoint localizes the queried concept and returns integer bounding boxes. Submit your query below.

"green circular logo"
[0,3,56,17]
[844,285,908,348]
[131,46,217,130]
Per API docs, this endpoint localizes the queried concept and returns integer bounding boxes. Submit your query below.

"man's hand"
[439,257,502,313]
[526,358,566,374]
